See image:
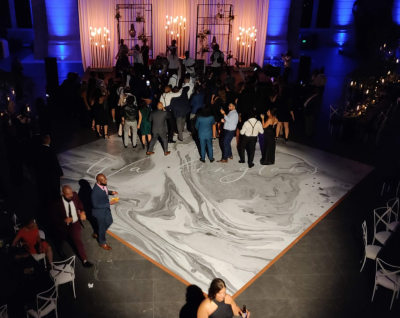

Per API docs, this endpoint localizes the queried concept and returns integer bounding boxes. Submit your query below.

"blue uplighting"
[335,32,348,46]
[393,0,400,24]
[266,0,291,37]
[45,2,73,37]
[333,0,355,26]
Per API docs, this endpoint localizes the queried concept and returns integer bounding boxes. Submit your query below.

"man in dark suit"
[91,174,118,250]
[51,185,93,267]
[146,102,171,156]
[33,135,63,202]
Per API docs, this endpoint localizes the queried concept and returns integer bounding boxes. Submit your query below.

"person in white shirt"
[160,86,183,143]
[182,51,196,77]
[210,44,224,79]
[239,111,264,168]
[168,48,180,76]
[133,44,144,76]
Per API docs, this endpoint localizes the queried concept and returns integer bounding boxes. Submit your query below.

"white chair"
[0,304,8,318]
[372,207,392,246]
[371,258,400,310]
[360,221,381,272]
[329,105,343,136]
[31,230,47,270]
[387,198,399,231]
[49,256,76,298]
[26,285,58,318]
[12,214,20,233]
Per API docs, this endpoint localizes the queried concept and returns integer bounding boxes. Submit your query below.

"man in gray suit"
[146,102,171,156]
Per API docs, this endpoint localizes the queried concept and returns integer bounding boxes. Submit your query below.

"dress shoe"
[248,163,255,168]
[178,138,183,142]
[168,140,176,143]
[238,160,245,163]
[164,151,171,156]
[92,233,98,239]
[210,158,215,163]
[133,145,137,148]
[146,151,154,155]
[83,261,94,268]
[124,145,127,148]
[228,156,233,160]
[99,243,112,250]
[200,159,205,163]
[217,159,228,163]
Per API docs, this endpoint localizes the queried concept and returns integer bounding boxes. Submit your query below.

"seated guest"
[12,217,53,265]
[50,185,93,267]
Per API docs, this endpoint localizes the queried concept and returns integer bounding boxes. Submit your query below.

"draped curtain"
[78,0,269,70]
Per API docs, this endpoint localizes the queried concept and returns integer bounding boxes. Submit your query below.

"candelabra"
[89,27,111,68]
[236,26,257,67]
[165,15,186,57]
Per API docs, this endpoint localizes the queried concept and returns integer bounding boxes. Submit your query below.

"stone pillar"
[45,0,81,61]
[287,0,303,58]
[31,0,48,59]
[8,0,17,29]
[264,0,291,63]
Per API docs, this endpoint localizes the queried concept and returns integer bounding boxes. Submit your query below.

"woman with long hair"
[275,85,294,141]
[138,100,152,150]
[197,278,250,318]
[107,78,119,123]
[167,47,180,76]
[90,88,109,139]
[260,108,278,165]
[211,88,226,139]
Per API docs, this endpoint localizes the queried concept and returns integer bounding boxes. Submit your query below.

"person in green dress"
[138,100,152,149]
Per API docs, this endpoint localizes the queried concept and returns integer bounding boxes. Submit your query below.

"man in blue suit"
[91,174,118,250]
[195,107,215,163]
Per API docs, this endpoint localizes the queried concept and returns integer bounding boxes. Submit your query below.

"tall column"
[264,0,291,63]
[45,0,81,61]
[287,0,303,58]
[8,0,17,29]
[31,0,48,59]
[311,0,320,28]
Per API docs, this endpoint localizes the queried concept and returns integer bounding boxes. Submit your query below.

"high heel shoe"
[97,132,103,138]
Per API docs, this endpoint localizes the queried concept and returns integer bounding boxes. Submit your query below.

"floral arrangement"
[136,12,145,23]
[138,33,148,43]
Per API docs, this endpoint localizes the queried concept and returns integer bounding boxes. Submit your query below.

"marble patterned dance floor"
[59,133,373,294]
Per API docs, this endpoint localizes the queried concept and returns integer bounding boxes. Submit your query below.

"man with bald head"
[91,174,118,250]
[146,102,171,155]
[50,185,93,267]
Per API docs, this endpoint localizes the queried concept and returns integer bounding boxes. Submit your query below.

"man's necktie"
[67,201,72,226]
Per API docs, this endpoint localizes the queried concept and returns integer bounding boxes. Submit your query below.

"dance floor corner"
[59,133,374,296]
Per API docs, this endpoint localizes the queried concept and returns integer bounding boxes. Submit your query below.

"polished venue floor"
[59,132,372,295]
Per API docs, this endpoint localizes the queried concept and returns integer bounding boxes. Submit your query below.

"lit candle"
[397,59,399,63]
[388,71,391,75]
[384,44,386,47]
[351,81,353,86]
[366,90,369,94]
[382,79,385,84]
[7,96,10,101]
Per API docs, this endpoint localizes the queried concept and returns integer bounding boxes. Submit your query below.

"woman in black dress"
[211,89,227,139]
[275,86,294,141]
[197,278,250,318]
[107,78,119,123]
[91,88,109,139]
[260,108,278,165]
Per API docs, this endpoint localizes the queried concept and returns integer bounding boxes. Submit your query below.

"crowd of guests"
[72,42,324,169]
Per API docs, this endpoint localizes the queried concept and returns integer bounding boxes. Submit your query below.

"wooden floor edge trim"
[232,168,375,299]
[106,230,192,288]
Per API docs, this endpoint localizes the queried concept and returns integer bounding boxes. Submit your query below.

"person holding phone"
[91,174,118,250]
[197,278,250,318]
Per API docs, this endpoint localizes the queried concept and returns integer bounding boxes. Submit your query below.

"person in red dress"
[12,217,53,264]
